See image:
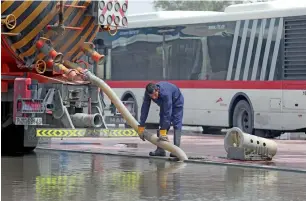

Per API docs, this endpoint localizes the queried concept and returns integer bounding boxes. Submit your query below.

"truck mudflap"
[36,128,138,138]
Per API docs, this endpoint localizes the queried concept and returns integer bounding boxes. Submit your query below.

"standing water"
[2,150,306,201]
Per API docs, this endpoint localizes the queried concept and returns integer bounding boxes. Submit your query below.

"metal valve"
[35,60,47,74]
[1,14,17,30]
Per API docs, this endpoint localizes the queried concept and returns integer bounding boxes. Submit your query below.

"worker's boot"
[170,129,182,157]
[149,130,166,157]
[149,147,166,157]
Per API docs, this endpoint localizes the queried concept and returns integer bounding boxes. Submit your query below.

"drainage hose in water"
[83,70,188,162]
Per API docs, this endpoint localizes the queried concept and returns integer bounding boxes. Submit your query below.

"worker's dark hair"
[145,83,157,95]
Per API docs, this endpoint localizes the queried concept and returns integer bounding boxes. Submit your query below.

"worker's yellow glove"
[159,129,167,136]
[138,126,145,134]
[137,126,145,141]
[158,129,169,142]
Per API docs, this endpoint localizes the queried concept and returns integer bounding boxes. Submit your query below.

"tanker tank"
[1,0,110,72]
[1,0,128,154]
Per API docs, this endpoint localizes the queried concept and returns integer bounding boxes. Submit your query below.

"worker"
[137,82,184,157]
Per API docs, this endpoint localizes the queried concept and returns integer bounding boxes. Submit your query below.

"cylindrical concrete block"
[224,127,278,157]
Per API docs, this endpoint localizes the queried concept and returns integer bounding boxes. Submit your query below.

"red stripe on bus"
[105,80,306,90]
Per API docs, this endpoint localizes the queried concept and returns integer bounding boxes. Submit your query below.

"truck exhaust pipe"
[70,113,103,128]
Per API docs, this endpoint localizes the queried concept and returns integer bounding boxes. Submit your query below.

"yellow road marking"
[36,128,138,137]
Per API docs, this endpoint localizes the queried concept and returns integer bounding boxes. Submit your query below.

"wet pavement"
[2,149,306,201]
[37,131,306,171]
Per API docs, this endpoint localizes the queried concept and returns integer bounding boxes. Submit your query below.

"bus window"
[247,18,283,81]
[110,28,164,80]
[173,22,237,81]
[146,27,164,80]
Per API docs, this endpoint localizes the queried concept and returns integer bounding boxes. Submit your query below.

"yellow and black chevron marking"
[36,128,138,138]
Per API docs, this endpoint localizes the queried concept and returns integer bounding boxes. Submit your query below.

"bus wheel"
[124,97,137,128]
[232,100,253,134]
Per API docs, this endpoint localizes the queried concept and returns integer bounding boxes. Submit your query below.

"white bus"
[96,1,306,138]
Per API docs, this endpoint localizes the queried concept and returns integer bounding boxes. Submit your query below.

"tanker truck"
[1,1,188,161]
[1,0,129,154]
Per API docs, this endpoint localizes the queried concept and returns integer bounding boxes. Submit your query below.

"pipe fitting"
[34,60,47,74]
[63,60,85,73]
[36,38,64,63]
[70,113,103,128]
[52,63,80,81]
[65,69,79,81]
[81,42,105,64]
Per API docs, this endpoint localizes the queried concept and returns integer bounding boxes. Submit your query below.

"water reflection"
[2,152,41,201]
[139,159,185,201]
[1,150,306,201]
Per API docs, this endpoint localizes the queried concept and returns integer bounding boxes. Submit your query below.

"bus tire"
[232,100,254,134]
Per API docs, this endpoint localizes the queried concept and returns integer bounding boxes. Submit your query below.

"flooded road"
[2,149,306,201]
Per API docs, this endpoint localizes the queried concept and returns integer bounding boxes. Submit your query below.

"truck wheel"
[23,147,36,153]
[23,126,38,153]
[1,124,24,155]
[1,124,37,155]
[232,100,254,134]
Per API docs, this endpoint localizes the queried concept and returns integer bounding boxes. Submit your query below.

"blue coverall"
[139,81,184,131]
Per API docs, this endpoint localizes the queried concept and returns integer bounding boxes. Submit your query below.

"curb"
[36,147,306,174]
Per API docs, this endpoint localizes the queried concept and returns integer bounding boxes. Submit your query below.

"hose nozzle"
[36,37,64,63]
[81,42,104,64]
